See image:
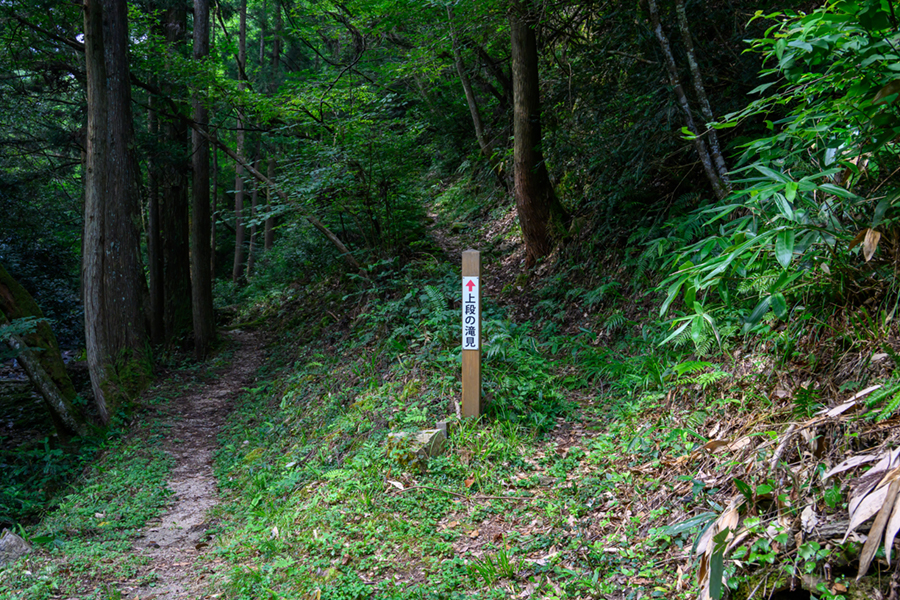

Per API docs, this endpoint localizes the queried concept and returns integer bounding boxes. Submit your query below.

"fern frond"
[423,284,444,314]
[876,390,900,422]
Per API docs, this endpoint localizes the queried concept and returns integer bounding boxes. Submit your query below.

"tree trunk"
[673,0,730,188]
[265,156,276,250]
[102,0,150,372]
[192,0,215,359]
[449,8,507,190]
[0,264,88,438]
[162,6,193,342]
[264,2,281,251]
[510,3,568,267]
[147,99,165,346]
[210,9,219,277]
[247,150,260,277]
[83,0,152,422]
[232,0,247,284]
[82,0,113,423]
[211,128,219,275]
[647,0,727,200]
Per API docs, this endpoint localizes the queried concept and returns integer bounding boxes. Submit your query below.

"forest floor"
[116,329,266,600]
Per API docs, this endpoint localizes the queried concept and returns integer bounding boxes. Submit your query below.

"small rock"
[387,428,447,472]
[0,529,31,565]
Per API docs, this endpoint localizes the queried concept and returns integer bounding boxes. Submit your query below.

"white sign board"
[462,276,479,350]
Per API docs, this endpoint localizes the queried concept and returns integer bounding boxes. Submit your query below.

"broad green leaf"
[657,512,716,536]
[684,279,697,309]
[775,230,795,268]
[771,293,788,319]
[660,321,690,346]
[818,183,859,199]
[734,479,753,503]
[785,181,798,202]
[691,316,705,346]
[660,276,688,317]
[754,164,791,183]
[743,297,772,334]
[873,196,895,227]
[773,193,794,221]
[709,548,724,599]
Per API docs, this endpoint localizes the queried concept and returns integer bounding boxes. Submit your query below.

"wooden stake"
[462,249,481,418]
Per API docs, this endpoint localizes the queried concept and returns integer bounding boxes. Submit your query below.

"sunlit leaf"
[775,230,794,268]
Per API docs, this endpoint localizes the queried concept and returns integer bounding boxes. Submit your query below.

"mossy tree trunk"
[0,263,88,438]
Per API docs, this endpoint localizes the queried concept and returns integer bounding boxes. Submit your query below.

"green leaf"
[873,196,895,227]
[734,479,753,503]
[743,297,772,334]
[657,512,716,536]
[691,316,705,346]
[709,548,724,599]
[771,293,788,319]
[775,230,795,268]
[785,181,798,202]
[754,164,791,183]
[684,279,697,310]
[818,183,858,199]
[660,321,690,346]
[773,193,795,221]
[660,276,688,317]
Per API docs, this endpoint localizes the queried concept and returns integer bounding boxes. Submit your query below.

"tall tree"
[232,0,248,283]
[82,0,150,423]
[673,0,729,190]
[191,0,216,358]
[82,0,112,422]
[102,0,150,358]
[509,1,568,266]
[264,0,281,251]
[147,99,165,346]
[161,4,193,341]
[247,151,260,277]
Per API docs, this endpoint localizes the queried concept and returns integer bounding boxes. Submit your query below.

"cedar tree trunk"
[510,4,568,267]
[191,0,216,358]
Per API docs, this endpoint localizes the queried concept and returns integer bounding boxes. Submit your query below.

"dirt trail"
[118,330,265,600]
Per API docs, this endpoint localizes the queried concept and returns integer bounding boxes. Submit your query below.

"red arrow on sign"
[466,280,476,292]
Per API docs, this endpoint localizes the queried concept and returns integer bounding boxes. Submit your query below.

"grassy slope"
[202,181,900,600]
[3,178,899,600]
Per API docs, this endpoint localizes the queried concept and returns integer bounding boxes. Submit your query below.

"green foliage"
[659,1,900,343]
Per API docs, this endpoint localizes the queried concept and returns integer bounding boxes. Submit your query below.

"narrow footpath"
[117,330,265,600]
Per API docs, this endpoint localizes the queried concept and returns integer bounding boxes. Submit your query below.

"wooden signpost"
[461,250,481,418]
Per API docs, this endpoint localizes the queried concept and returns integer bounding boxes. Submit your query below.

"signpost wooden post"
[461,250,481,418]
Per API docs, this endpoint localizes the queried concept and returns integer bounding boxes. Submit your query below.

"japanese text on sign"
[462,276,479,350]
